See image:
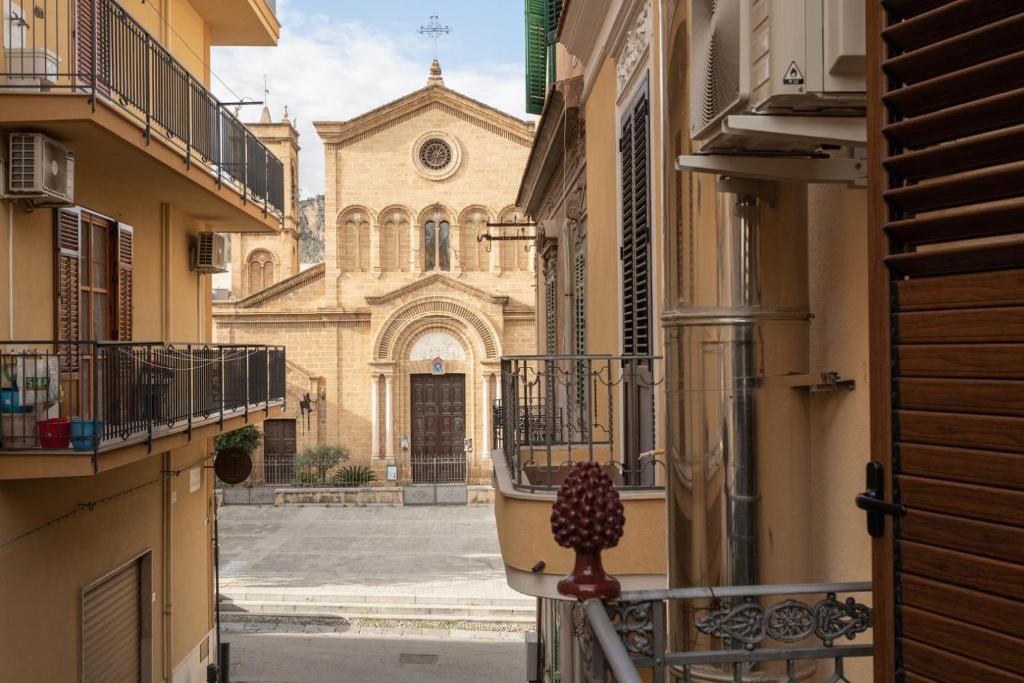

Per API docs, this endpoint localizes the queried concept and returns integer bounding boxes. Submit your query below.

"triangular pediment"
[314,84,535,148]
[364,273,509,307]
[235,263,325,309]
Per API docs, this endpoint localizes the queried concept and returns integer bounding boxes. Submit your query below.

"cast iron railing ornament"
[552,461,625,599]
[695,592,873,650]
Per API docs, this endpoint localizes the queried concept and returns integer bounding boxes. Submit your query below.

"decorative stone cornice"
[314,85,535,148]
[233,263,325,310]
[364,272,509,307]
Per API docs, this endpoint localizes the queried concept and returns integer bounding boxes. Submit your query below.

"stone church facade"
[214,63,537,485]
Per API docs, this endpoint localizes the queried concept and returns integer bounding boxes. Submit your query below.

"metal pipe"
[665,180,812,675]
[7,200,13,338]
[584,600,644,683]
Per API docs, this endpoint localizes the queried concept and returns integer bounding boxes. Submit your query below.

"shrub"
[214,424,262,455]
[331,465,376,487]
[295,444,349,485]
[294,470,319,486]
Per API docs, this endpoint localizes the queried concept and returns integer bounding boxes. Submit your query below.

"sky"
[212,0,530,198]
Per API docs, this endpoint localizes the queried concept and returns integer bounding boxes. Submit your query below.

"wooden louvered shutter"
[621,86,652,357]
[75,0,111,88]
[115,224,133,341]
[868,2,1024,681]
[55,208,82,371]
[544,245,558,354]
[82,558,142,683]
[525,0,548,115]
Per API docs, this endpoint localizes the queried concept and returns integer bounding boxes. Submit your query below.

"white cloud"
[212,3,527,198]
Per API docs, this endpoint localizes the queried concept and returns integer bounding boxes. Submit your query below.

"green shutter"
[525,0,548,115]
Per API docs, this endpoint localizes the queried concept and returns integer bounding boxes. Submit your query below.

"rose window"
[419,139,453,170]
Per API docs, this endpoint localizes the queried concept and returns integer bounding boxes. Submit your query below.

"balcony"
[0,341,286,479]
[492,355,666,597]
[190,0,280,47]
[0,0,284,231]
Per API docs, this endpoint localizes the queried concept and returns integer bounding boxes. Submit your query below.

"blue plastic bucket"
[71,418,104,451]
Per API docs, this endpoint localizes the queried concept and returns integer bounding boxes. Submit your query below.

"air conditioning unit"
[691,0,866,153]
[7,133,75,204]
[195,232,228,274]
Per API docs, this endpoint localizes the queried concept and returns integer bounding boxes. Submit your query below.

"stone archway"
[370,298,501,486]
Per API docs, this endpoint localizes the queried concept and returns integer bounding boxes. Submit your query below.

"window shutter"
[547,0,563,84]
[82,558,142,683]
[76,0,111,88]
[620,88,651,356]
[544,246,558,355]
[55,208,82,371]
[525,0,548,115]
[574,231,586,356]
[115,223,133,341]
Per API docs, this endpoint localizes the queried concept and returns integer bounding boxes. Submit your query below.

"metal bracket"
[761,372,856,393]
[721,115,867,148]
[677,151,867,186]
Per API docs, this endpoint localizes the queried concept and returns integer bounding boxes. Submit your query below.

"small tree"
[296,444,349,485]
[214,424,262,455]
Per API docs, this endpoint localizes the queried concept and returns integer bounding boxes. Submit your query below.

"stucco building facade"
[215,63,537,485]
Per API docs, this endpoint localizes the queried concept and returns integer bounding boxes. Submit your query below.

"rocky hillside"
[299,194,325,263]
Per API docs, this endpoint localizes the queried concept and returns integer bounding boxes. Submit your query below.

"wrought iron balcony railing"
[581,582,874,683]
[0,341,285,454]
[1,0,285,216]
[497,354,663,491]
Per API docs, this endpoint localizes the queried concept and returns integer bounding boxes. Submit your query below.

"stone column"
[385,375,395,460]
[410,222,421,273]
[370,375,380,459]
[370,219,382,275]
[490,239,501,274]
[481,373,490,457]
[451,222,461,275]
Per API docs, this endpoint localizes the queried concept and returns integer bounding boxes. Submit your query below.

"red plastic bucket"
[38,418,71,449]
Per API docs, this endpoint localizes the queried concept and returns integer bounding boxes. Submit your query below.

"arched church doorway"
[410,373,466,484]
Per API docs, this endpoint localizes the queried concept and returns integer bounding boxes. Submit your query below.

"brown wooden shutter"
[869,2,1024,681]
[544,245,558,355]
[75,0,111,88]
[55,208,82,371]
[82,558,142,683]
[621,86,652,356]
[115,223,133,341]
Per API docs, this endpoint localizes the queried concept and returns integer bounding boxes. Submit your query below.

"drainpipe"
[665,179,812,672]
[162,451,174,682]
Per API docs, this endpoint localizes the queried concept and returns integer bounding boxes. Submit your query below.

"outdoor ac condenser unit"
[195,232,229,274]
[691,0,866,152]
[6,132,75,205]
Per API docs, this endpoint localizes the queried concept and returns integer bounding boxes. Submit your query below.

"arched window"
[423,220,451,272]
[246,250,276,293]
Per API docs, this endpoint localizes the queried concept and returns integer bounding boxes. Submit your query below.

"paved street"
[226,630,524,683]
[217,504,528,682]
[217,504,519,603]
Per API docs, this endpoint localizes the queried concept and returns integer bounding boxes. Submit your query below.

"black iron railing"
[0,341,285,454]
[1,0,285,216]
[410,448,467,484]
[580,582,874,682]
[498,355,663,491]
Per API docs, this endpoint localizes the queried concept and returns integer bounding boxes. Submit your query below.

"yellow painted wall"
[0,441,215,682]
[123,0,211,86]
[0,165,210,343]
[582,59,620,357]
[495,487,666,577]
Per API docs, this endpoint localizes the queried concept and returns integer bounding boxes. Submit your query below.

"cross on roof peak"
[418,14,451,61]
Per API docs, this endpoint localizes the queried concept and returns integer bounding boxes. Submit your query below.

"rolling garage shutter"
[82,558,142,683]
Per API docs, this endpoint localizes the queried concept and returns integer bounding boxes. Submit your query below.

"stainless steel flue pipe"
[664,180,812,664]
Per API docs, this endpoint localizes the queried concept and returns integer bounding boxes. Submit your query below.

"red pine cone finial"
[551,461,624,599]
